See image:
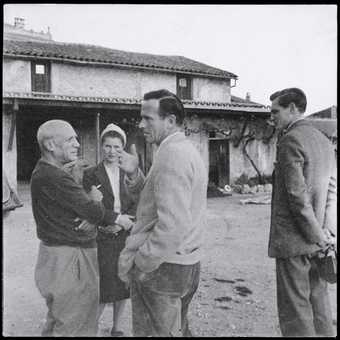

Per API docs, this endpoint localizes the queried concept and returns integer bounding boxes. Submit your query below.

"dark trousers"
[130,262,200,337]
[276,255,334,337]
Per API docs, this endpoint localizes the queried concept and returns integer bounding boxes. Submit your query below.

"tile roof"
[308,118,337,138]
[182,99,269,113]
[3,39,237,80]
[3,91,269,114]
[307,106,337,119]
[231,95,266,108]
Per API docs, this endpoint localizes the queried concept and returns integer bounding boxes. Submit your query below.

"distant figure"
[118,89,208,337]
[83,124,137,337]
[31,120,119,336]
[268,88,337,337]
[3,169,23,218]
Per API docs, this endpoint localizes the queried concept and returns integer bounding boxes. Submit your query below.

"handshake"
[98,214,135,235]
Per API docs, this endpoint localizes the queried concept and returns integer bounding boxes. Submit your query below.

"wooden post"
[96,112,100,165]
[8,99,19,151]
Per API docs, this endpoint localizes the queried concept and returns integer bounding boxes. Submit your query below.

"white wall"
[193,77,231,102]
[52,63,177,98]
[3,59,31,93]
[2,112,17,189]
[3,59,230,103]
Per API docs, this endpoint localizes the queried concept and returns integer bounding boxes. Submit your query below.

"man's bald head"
[37,120,73,151]
[36,120,80,166]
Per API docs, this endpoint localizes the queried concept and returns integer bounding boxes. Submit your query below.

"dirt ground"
[3,184,337,337]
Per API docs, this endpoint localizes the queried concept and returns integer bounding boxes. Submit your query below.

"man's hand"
[116,214,135,231]
[88,185,103,201]
[317,229,337,249]
[98,224,122,235]
[324,229,336,246]
[74,220,97,233]
[118,144,139,179]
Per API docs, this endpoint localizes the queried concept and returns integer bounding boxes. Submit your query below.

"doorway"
[209,138,230,187]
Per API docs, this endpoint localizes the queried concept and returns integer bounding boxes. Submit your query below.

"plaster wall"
[2,112,17,189]
[193,77,231,103]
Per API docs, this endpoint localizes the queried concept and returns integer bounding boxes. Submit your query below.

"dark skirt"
[97,229,130,303]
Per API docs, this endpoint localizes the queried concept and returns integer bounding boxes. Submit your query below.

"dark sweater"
[31,159,117,248]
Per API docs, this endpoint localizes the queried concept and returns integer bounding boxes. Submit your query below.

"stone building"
[3,19,275,191]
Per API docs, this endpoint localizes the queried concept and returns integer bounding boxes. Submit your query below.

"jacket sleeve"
[134,149,193,273]
[124,168,145,202]
[279,136,326,244]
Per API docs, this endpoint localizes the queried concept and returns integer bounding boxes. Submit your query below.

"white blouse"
[103,163,121,213]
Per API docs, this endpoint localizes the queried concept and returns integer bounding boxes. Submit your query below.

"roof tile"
[4,39,237,79]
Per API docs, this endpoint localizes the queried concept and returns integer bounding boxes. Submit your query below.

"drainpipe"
[96,112,100,165]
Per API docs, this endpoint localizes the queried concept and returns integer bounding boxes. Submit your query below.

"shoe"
[110,329,125,337]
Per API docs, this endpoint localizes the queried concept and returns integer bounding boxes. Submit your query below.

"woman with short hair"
[83,124,138,337]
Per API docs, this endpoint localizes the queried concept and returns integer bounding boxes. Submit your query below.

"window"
[31,61,51,92]
[176,74,192,100]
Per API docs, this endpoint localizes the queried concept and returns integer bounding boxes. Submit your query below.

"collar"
[159,131,182,148]
[103,162,119,172]
[155,131,183,157]
[279,117,306,139]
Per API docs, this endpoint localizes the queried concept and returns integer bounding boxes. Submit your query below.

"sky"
[3,4,337,114]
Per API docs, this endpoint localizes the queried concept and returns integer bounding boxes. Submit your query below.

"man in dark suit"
[268,88,337,337]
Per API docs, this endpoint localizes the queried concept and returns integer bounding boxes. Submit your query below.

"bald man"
[31,120,118,336]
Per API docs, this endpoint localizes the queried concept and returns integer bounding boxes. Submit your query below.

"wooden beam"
[7,98,140,111]
[8,101,18,151]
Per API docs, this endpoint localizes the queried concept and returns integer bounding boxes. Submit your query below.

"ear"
[289,102,297,114]
[42,138,55,152]
[167,114,177,126]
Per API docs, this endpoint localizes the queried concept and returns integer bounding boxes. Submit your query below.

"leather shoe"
[111,329,124,337]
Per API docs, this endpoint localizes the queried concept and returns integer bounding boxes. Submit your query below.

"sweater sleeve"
[82,167,119,226]
[124,168,145,201]
[82,168,95,193]
[280,136,326,244]
[134,148,193,273]
[53,171,105,225]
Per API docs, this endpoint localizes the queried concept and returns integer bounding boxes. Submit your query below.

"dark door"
[209,139,230,187]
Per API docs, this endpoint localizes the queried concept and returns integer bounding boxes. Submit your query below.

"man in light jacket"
[117,89,208,337]
[268,88,337,337]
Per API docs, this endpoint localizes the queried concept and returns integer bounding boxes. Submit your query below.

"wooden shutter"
[176,75,192,100]
[31,61,51,92]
